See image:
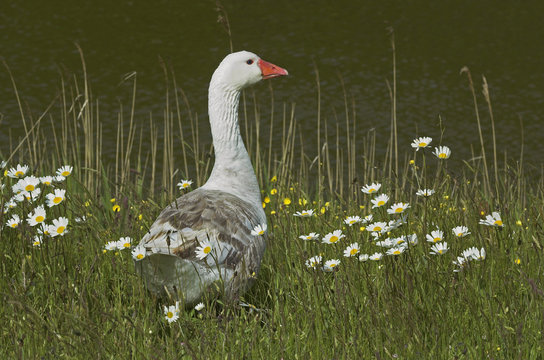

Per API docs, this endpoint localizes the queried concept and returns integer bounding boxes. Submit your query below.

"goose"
[135,51,288,305]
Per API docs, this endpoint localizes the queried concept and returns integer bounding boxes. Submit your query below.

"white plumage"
[135,51,288,305]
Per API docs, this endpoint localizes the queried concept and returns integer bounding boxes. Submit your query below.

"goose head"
[212,50,288,91]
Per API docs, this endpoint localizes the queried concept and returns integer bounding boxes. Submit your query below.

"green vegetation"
[1,50,543,358]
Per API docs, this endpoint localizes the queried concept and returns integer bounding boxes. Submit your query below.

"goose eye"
[246,59,254,65]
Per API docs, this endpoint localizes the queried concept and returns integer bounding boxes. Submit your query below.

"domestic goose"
[135,51,288,305]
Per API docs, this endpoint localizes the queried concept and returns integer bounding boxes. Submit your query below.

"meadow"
[1,50,543,359]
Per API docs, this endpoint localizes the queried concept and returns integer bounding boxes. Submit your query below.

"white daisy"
[416,188,435,197]
[0,160,6,169]
[177,180,193,190]
[27,205,47,226]
[463,247,486,261]
[195,241,213,260]
[54,175,66,182]
[40,176,54,186]
[32,236,43,247]
[371,194,390,208]
[32,235,42,247]
[50,217,69,237]
[479,212,503,227]
[7,164,29,178]
[430,242,449,255]
[321,230,345,244]
[433,146,451,159]
[46,189,66,207]
[366,222,388,233]
[251,224,267,236]
[117,236,132,250]
[369,252,383,261]
[404,234,418,245]
[4,200,17,211]
[344,216,362,226]
[294,209,314,217]
[131,246,146,261]
[411,137,432,151]
[386,202,410,215]
[376,238,396,248]
[343,243,360,257]
[194,302,205,311]
[426,230,444,243]
[361,214,373,224]
[299,232,320,241]
[6,214,21,228]
[358,254,369,262]
[452,226,470,238]
[56,165,73,177]
[322,259,340,272]
[105,241,118,251]
[386,246,407,256]
[18,176,40,193]
[361,182,382,194]
[23,188,42,202]
[75,216,87,223]
[305,255,322,269]
[164,303,180,323]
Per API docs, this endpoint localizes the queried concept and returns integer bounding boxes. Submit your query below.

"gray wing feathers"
[136,189,266,303]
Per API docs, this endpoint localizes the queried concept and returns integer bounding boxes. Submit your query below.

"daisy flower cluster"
[291,137,500,275]
[2,163,73,245]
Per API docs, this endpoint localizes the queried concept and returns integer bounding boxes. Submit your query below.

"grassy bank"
[1,51,543,358]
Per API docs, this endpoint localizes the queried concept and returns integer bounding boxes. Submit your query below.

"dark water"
[1,1,543,168]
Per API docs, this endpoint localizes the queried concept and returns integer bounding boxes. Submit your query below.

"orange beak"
[258,59,288,80]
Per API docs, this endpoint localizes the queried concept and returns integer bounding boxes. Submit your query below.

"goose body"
[135,51,288,305]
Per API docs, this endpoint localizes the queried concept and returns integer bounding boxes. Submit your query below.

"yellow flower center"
[395,207,403,213]
[393,250,401,255]
[457,232,463,237]
[33,241,40,246]
[44,181,51,185]
[329,236,339,243]
[439,153,447,158]
[438,250,443,254]
[368,188,376,193]
[62,171,70,176]
[123,243,130,248]
[182,183,189,188]
[329,263,337,268]
[11,223,18,228]
[35,216,44,223]
[494,220,503,226]
[374,227,382,232]
[433,237,441,242]
[15,171,24,177]
[25,185,35,191]
[350,248,358,255]
[419,142,427,147]
[53,197,62,204]
[57,226,65,234]
[137,254,144,259]
[349,220,356,224]
[166,311,174,318]
[203,246,211,254]
[378,201,385,206]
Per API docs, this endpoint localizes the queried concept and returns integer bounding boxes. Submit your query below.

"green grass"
[1,49,544,358]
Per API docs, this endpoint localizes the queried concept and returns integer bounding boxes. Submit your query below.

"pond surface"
[1,1,543,168]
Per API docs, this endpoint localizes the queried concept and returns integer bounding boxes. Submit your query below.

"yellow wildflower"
[283,198,291,205]
[270,188,278,195]
[112,205,121,212]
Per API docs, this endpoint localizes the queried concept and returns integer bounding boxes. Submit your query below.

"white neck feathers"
[201,76,261,209]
